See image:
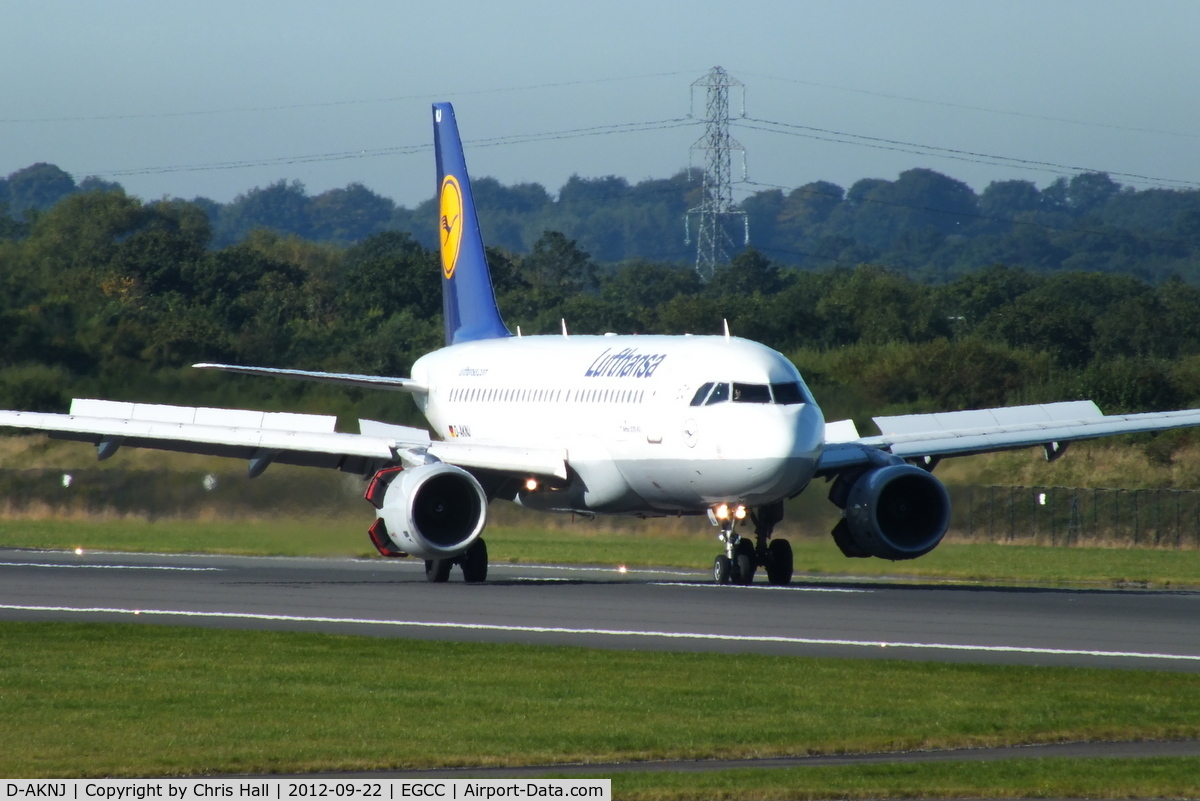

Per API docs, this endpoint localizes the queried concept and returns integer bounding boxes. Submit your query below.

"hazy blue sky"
[3,0,1198,208]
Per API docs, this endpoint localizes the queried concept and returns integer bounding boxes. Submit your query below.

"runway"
[2,547,1200,671]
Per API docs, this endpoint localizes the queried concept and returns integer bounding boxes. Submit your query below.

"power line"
[91,117,699,179]
[736,116,1200,190]
[738,70,1200,141]
[0,72,696,125]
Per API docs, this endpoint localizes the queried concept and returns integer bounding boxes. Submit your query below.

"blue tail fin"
[433,102,511,346]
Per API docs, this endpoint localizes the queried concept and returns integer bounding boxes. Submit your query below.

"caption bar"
[5,781,610,801]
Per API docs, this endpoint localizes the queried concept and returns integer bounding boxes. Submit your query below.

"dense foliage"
[4,177,1200,450]
[6,162,1200,281]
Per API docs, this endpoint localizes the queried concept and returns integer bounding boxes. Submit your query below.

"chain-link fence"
[947,485,1200,548]
[3,469,1199,549]
[0,468,365,519]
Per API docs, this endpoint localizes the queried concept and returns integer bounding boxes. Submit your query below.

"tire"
[712,554,731,584]
[765,538,793,586]
[733,539,756,585]
[460,538,488,583]
[425,558,452,583]
[734,552,755,585]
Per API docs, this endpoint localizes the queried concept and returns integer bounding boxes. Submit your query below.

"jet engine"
[365,463,487,560]
[828,463,950,560]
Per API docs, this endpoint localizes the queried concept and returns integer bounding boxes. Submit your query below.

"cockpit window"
[692,380,812,406]
[705,382,730,405]
[770,382,807,405]
[732,383,771,403]
[689,382,714,406]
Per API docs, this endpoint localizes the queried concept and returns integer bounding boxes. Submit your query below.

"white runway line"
[650,582,870,593]
[2,603,1198,663]
[0,562,223,572]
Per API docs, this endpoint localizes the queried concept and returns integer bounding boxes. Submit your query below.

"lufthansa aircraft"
[5,102,1200,584]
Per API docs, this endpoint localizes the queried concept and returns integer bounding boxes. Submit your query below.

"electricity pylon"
[685,66,748,281]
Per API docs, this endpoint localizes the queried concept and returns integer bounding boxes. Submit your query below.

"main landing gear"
[709,501,793,586]
[424,538,489,584]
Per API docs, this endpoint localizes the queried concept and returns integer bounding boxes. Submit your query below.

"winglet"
[433,103,510,346]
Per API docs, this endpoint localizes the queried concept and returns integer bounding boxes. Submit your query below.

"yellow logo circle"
[440,175,463,280]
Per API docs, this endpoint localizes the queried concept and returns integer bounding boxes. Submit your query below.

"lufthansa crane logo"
[440,175,463,280]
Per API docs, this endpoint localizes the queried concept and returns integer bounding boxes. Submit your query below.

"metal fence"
[0,468,364,519]
[1,469,1198,549]
[947,485,1200,548]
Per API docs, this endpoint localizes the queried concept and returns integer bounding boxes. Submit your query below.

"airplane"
[5,101,1200,585]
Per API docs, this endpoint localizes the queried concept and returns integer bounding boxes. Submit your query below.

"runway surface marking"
[0,561,223,572]
[650,581,870,593]
[5,603,1198,663]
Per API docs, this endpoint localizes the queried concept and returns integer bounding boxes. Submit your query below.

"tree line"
[3,185,1200,462]
[5,161,1200,282]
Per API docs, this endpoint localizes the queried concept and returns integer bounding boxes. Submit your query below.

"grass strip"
[4,517,1200,587]
[0,621,1198,778]
[490,525,1200,587]
[0,517,373,558]
[599,758,1200,800]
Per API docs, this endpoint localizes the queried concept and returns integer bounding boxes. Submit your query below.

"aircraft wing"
[0,399,568,481]
[815,400,1200,476]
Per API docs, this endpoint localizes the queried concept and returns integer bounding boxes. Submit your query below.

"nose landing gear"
[709,501,792,586]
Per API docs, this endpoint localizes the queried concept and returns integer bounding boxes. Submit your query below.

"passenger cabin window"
[732,383,771,403]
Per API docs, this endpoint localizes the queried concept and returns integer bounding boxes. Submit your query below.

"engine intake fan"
[828,463,950,560]
[365,463,487,560]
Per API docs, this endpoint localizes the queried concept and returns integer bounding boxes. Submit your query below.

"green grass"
[489,525,1200,587]
[601,758,1200,799]
[0,516,374,558]
[1,622,1198,778]
[4,517,1200,588]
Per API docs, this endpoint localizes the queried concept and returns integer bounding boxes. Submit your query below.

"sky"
[3,0,1199,210]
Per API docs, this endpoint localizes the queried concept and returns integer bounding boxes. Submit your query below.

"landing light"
[524,478,539,492]
[715,503,730,520]
[734,505,747,520]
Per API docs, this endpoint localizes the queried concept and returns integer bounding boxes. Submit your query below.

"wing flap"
[0,408,395,457]
[872,401,1103,437]
[0,400,568,481]
[0,401,410,476]
[818,402,1200,474]
[69,398,339,433]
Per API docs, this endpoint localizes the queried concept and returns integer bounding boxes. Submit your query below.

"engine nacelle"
[830,464,950,560]
[372,463,487,560]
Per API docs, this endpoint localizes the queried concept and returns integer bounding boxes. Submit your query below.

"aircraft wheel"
[733,553,755,585]
[713,554,732,584]
[733,539,756,585]
[460,538,488,583]
[425,559,452,583]
[765,538,793,586]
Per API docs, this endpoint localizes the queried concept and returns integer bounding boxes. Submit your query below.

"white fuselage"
[410,334,825,516]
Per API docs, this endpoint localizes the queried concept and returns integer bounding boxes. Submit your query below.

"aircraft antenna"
[685,66,749,281]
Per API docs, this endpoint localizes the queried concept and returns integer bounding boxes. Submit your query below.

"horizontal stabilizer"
[193,363,425,393]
